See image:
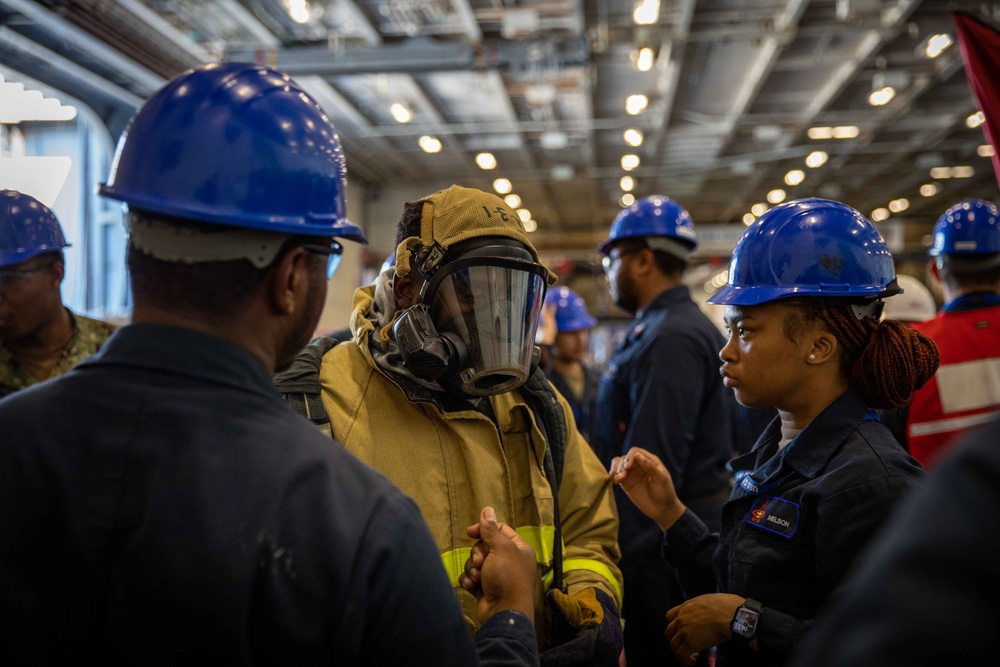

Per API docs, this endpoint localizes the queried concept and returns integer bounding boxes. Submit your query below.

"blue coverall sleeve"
[662,509,720,598]
[625,330,712,494]
[350,494,538,666]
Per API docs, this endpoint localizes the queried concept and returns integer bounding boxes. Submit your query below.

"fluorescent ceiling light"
[624,129,644,147]
[868,86,895,106]
[633,0,660,25]
[390,103,412,123]
[418,136,441,153]
[805,151,828,168]
[625,95,648,115]
[784,169,805,186]
[493,178,512,194]
[635,48,654,72]
[475,152,497,170]
[888,198,909,213]
[285,0,312,24]
[924,33,953,59]
[832,126,859,139]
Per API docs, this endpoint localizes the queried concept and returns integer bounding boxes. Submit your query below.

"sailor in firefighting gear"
[289,184,624,666]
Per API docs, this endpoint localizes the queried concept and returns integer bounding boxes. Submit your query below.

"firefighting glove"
[541,587,623,667]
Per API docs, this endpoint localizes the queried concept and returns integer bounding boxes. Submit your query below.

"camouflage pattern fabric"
[0,311,116,398]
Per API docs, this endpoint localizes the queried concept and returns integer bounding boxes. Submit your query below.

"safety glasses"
[302,240,344,280]
[0,262,55,289]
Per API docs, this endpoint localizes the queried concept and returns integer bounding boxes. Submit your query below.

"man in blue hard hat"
[540,286,600,442]
[0,62,538,665]
[0,190,115,398]
[903,198,1000,467]
[593,195,733,666]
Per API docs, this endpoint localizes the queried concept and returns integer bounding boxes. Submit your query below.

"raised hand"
[609,446,687,531]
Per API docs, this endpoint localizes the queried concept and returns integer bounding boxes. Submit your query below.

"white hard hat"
[881,274,937,323]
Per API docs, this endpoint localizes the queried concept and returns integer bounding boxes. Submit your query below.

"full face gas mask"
[393,238,549,397]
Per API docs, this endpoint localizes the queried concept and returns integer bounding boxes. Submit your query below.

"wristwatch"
[730,598,764,642]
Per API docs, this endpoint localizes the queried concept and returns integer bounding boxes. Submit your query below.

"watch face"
[732,607,760,639]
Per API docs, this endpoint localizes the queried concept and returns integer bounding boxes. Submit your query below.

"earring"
[808,353,816,360]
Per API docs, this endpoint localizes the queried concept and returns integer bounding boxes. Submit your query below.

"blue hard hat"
[545,287,597,332]
[599,195,697,254]
[708,198,896,306]
[929,198,1000,256]
[0,190,70,267]
[99,62,367,243]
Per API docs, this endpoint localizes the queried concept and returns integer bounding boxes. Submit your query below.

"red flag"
[954,11,1000,191]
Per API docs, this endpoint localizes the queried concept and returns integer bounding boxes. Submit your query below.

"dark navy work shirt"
[591,285,733,565]
[663,388,925,667]
[791,417,1000,666]
[0,324,537,666]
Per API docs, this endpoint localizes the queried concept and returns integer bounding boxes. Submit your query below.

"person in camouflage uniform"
[0,190,115,398]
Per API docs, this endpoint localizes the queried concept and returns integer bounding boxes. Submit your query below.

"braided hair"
[783,298,940,409]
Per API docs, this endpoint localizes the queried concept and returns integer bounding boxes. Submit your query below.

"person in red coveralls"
[904,198,1000,467]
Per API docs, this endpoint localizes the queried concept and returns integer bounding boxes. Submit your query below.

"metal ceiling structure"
[3,0,1000,255]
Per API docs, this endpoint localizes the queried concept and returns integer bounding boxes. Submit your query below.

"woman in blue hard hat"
[0,190,116,397]
[608,198,939,667]
[540,286,600,441]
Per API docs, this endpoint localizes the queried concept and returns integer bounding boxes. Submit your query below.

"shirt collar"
[731,387,872,481]
[636,284,690,319]
[81,323,278,401]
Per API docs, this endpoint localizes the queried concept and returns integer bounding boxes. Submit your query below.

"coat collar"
[730,387,873,482]
[636,284,690,319]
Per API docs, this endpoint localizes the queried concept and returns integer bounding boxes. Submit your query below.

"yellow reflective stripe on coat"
[542,559,623,606]
[440,525,557,586]
[439,524,622,607]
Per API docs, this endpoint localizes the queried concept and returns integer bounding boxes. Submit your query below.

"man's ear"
[630,247,655,277]
[42,258,65,288]
[270,246,311,316]
[393,271,424,309]
[927,258,942,284]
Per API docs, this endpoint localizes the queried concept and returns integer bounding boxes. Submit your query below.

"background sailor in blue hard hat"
[0,190,115,398]
[609,198,939,667]
[538,286,600,442]
[593,194,734,667]
[898,198,1000,468]
[0,62,538,665]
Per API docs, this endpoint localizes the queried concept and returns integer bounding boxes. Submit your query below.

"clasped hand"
[458,506,538,624]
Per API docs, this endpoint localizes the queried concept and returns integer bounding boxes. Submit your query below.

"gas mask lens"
[425,259,547,397]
